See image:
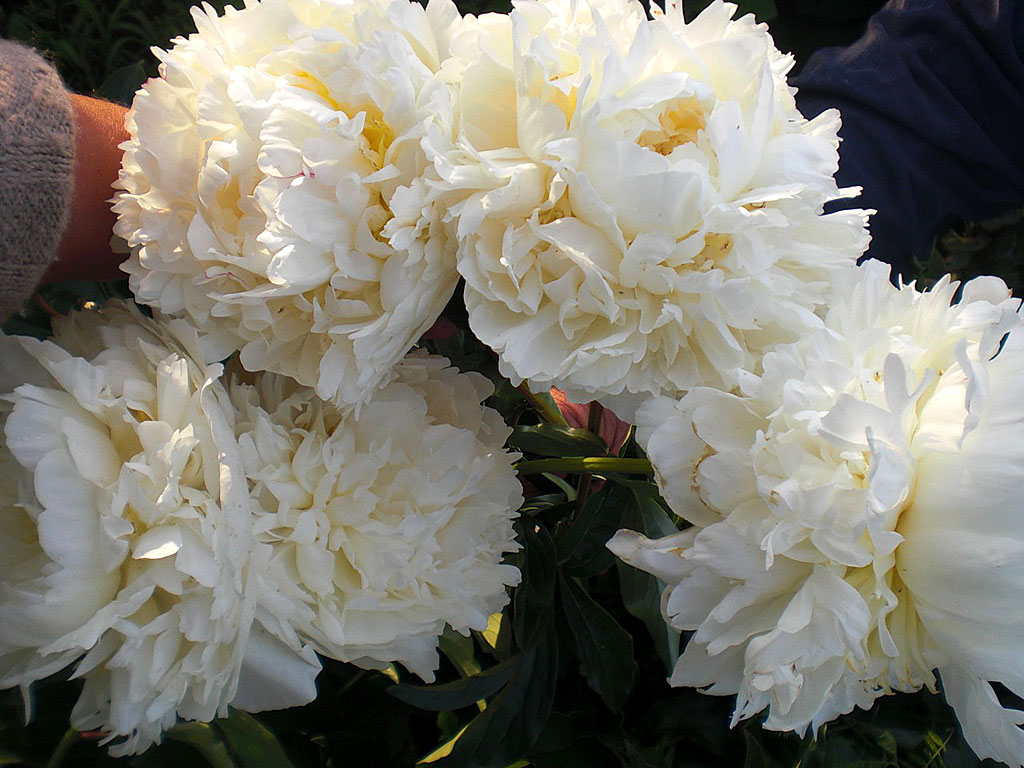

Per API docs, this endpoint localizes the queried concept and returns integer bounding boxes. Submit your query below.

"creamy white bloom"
[436,0,869,406]
[609,260,1024,766]
[229,353,522,680]
[0,304,315,755]
[115,0,464,407]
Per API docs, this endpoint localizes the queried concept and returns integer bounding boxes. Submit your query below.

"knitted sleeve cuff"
[0,40,75,322]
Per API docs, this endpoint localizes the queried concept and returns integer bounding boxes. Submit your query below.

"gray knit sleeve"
[0,40,74,322]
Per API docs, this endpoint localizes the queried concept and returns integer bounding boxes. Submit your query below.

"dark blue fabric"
[793,0,1024,279]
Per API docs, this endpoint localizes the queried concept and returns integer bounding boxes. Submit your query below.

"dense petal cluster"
[437,0,869,405]
[115,0,464,407]
[0,304,270,755]
[0,304,525,752]
[609,261,1024,766]
[36,0,1014,761]
[230,353,523,680]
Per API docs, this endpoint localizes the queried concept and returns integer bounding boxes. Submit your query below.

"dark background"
[1,0,887,98]
[0,2,1013,767]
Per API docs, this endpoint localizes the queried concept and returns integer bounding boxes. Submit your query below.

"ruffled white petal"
[940,666,1024,768]
[612,260,1024,766]
[0,303,259,756]
[115,0,465,408]
[231,353,522,681]
[437,0,869,402]
[232,623,321,712]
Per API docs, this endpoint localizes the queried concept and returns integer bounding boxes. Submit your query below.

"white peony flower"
[229,353,523,680]
[0,303,316,755]
[608,260,1024,767]
[436,0,869,408]
[115,0,464,408]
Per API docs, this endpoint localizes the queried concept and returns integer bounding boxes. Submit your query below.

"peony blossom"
[0,303,318,755]
[436,0,869,407]
[229,353,523,680]
[609,260,1024,767]
[115,0,465,408]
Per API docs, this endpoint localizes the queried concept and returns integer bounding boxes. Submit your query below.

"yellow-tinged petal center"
[637,98,706,156]
[692,233,732,271]
[292,70,341,111]
[291,70,394,170]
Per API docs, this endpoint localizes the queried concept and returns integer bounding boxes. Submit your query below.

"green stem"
[517,384,568,426]
[46,729,81,768]
[586,400,604,437]
[516,457,652,476]
[336,669,367,697]
[577,401,605,504]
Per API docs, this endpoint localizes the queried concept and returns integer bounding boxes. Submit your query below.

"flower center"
[536,192,573,226]
[360,112,394,165]
[637,98,706,156]
[291,71,394,169]
[692,232,732,271]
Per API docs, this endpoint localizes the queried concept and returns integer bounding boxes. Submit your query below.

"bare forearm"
[43,93,130,284]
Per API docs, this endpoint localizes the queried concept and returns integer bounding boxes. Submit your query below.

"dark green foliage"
[513,521,559,650]
[0,0,889,99]
[390,655,523,711]
[212,712,297,768]
[556,482,630,576]
[433,623,559,767]
[558,574,636,712]
[508,425,609,458]
[0,1,1014,767]
[1,0,234,98]
[614,482,681,673]
[1,279,132,340]
[917,206,1024,298]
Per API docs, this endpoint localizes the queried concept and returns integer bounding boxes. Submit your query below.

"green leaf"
[557,483,632,577]
[440,628,482,678]
[512,521,557,650]
[615,486,681,673]
[477,610,515,662]
[742,730,773,768]
[43,729,80,768]
[165,723,236,768]
[519,388,569,426]
[540,472,577,501]
[132,740,223,768]
[528,711,593,755]
[214,711,294,768]
[434,621,559,768]
[96,59,147,105]
[684,0,775,20]
[508,425,607,458]
[389,655,523,712]
[529,737,621,768]
[624,738,675,768]
[523,499,578,528]
[516,458,652,476]
[874,730,898,761]
[558,575,636,712]
[735,0,777,20]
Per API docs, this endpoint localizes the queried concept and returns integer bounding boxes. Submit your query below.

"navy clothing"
[793,0,1024,279]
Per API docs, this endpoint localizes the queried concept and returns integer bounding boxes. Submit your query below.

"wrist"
[45,94,130,283]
